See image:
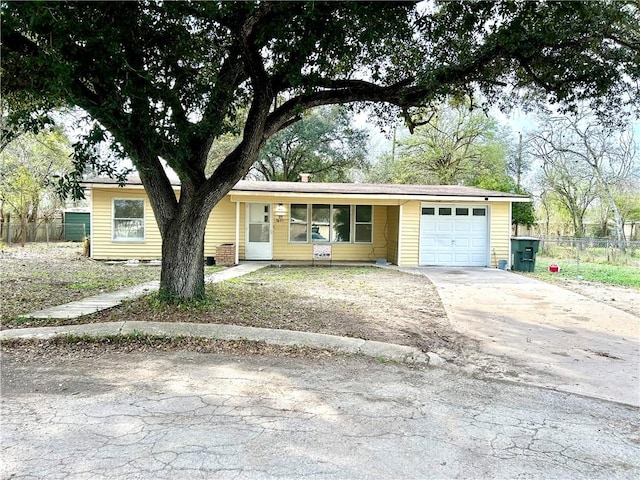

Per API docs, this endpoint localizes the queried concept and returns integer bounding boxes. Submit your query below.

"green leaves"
[253,106,368,182]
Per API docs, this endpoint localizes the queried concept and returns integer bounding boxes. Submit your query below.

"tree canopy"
[251,106,368,182]
[2,0,638,299]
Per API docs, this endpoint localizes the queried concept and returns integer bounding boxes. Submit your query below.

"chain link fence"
[537,236,640,267]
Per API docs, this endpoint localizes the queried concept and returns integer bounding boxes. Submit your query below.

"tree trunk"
[158,213,209,301]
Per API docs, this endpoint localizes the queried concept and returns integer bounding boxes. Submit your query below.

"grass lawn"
[527,255,640,288]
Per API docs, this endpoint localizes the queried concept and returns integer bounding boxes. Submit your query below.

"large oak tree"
[2,1,638,300]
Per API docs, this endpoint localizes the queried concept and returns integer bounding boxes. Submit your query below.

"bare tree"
[530,111,638,249]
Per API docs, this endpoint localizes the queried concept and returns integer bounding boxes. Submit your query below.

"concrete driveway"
[406,267,640,406]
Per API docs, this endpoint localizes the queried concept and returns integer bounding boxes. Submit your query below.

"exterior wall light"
[275,203,286,222]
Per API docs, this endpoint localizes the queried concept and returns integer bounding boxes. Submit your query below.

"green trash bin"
[511,237,540,272]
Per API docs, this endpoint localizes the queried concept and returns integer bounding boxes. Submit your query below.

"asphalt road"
[2,351,639,479]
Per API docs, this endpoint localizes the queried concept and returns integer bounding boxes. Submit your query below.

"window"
[355,205,372,243]
[288,204,373,244]
[439,207,452,216]
[311,204,330,242]
[289,204,308,242]
[113,199,144,241]
[456,208,469,216]
[473,208,486,216]
[422,207,435,215]
[332,205,351,242]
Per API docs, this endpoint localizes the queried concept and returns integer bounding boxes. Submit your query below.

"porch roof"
[232,180,528,201]
[84,176,529,202]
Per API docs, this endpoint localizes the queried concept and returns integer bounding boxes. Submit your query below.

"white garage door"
[419,204,488,266]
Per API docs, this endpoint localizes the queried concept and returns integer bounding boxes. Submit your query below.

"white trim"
[508,202,513,269]
[89,191,94,258]
[235,201,240,264]
[397,204,403,266]
[111,198,145,243]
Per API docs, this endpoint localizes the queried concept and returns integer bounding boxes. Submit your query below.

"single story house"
[85,176,530,268]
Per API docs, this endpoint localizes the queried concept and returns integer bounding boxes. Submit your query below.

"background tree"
[250,106,368,182]
[528,110,638,247]
[395,100,503,185]
[3,1,638,300]
[367,99,537,231]
[531,144,598,238]
[0,127,73,245]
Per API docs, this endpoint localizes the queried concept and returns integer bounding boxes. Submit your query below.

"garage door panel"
[436,253,454,263]
[420,203,488,267]
[455,238,470,248]
[437,223,454,233]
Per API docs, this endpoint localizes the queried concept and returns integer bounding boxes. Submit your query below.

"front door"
[245,203,272,260]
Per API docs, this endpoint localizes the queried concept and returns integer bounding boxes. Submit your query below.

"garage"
[419,203,488,266]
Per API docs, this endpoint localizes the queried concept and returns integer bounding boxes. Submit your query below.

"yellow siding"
[399,201,421,266]
[91,187,163,260]
[204,196,237,258]
[489,202,511,268]
[387,206,399,264]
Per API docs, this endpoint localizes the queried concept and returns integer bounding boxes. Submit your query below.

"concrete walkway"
[400,267,640,406]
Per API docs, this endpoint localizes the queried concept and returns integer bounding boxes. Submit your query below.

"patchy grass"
[86,267,378,333]
[0,243,225,322]
[0,246,161,320]
[528,255,640,288]
[2,264,454,356]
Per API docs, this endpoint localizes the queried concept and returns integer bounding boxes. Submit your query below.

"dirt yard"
[2,243,638,371]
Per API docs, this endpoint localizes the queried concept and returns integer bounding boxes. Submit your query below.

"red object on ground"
[548,264,560,273]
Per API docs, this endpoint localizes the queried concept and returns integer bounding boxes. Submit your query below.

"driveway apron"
[406,267,640,406]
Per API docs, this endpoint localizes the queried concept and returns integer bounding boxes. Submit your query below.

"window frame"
[354,205,373,244]
[112,198,145,242]
[288,204,373,244]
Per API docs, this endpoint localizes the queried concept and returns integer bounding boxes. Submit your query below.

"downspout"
[235,201,240,265]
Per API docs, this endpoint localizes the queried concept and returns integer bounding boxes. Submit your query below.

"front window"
[311,204,330,242]
[289,204,308,242]
[289,204,372,244]
[355,205,372,243]
[113,199,144,241]
[332,205,351,242]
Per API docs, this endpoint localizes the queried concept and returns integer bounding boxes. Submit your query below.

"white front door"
[245,203,272,260]
[419,204,488,266]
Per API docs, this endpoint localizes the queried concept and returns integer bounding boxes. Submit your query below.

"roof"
[233,180,526,199]
[84,175,529,201]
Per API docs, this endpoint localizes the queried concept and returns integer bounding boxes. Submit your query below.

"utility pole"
[391,125,396,162]
[516,131,523,189]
